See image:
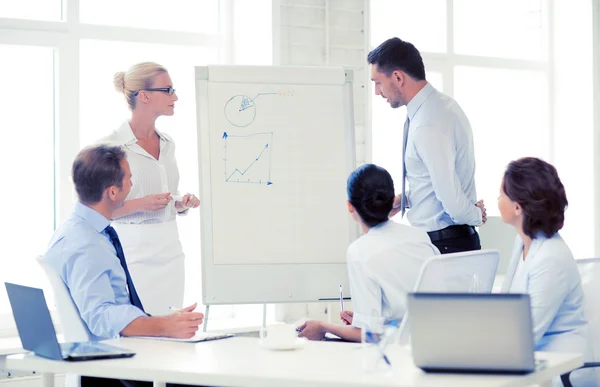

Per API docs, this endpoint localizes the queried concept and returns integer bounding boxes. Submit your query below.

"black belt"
[427,225,476,242]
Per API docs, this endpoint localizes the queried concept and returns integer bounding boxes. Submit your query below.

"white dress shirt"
[348,220,440,331]
[404,83,482,232]
[101,121,182,224]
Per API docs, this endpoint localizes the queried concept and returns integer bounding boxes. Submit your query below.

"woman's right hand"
[340,310,354,325]
[140,193,172,212]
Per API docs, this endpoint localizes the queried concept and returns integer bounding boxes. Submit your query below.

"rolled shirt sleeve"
[63,243,147,340]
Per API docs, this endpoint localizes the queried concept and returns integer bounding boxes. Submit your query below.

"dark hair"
[503,157,568,239]
[72,144,126,204]
[367,37,426,81]
[347,164,395,228]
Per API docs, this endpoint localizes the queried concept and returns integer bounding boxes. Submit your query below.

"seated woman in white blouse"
[298,164,440,342]
[499,157,593,386]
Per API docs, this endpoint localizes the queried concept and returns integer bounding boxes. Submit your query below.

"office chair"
[560,258,600,387]
[397,249,500,344]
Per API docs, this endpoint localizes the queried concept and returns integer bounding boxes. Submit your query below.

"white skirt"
[112,220,185,316]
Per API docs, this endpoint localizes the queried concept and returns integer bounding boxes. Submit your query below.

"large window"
[79,0,219,33]
[0,0,223,336]
[0,45,56,334]
[370,0,594,258]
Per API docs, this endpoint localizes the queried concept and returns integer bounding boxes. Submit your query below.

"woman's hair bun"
[113,71,126,93]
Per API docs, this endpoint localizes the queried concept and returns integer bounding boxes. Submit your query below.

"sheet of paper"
[132,333,233,343]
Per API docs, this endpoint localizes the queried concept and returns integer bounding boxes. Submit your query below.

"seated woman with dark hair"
[298,164,439,342]
[499,157,593,386]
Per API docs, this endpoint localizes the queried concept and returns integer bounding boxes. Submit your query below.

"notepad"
[134,332,234,343]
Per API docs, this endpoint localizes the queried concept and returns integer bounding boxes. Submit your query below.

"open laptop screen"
[5,282,64,360]
[407,293,535,374]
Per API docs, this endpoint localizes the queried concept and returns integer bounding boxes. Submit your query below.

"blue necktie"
[104,225,145,312]
[401,117,410,217]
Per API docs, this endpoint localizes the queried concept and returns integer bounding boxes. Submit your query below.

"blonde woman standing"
[102,62,200,316]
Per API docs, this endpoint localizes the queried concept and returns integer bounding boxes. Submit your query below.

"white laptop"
[407,293,546,374]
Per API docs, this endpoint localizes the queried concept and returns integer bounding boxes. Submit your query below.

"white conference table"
[6,337,582,387]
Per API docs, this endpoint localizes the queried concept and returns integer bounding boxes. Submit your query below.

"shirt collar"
[73,201,110,233]
[115,121,172,145]
[367,220,390,234]
[406,82,435,121]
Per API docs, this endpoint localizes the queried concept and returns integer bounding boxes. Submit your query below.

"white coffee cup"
[259,323,298,347]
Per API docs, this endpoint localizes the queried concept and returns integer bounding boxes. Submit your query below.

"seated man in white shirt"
[44,144,204,387]
[298,164,440,342]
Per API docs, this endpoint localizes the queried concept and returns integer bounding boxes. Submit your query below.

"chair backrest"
[35,256,90,343]
[577,259,600,360]
[414,249,500,293]
[574,258,600,384]
[397,249,500,344]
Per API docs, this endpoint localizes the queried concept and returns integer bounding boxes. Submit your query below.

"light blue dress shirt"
[44,202,147,341]
[502,233,594,386]
[404,83,482,232]
[502,233,588,350]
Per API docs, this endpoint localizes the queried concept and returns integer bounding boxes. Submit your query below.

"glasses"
[134,86,176,96]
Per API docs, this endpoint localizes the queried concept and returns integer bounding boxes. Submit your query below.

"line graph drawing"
[224,93,277,128]
[222,131,274,185]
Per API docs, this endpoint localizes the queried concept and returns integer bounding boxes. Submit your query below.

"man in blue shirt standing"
[368,37,487,253]
[44,144,203,386]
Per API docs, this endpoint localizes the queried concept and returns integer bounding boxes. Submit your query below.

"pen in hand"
[339,284,344,312]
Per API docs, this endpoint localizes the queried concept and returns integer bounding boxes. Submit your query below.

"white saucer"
[259,338,306,351]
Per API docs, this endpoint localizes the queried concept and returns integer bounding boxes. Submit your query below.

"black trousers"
[428,226,481,254]
[81,376,202,387]
[81,377,148,387]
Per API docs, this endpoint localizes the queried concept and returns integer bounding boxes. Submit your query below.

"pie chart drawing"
[224,95,256,127]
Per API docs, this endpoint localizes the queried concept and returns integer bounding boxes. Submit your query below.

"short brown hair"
[503,157,568,239]
[72,144,126,204]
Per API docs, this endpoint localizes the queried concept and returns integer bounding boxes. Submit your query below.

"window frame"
[593,0,600,256]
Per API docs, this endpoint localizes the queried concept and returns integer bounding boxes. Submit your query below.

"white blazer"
[502,233,589,355]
